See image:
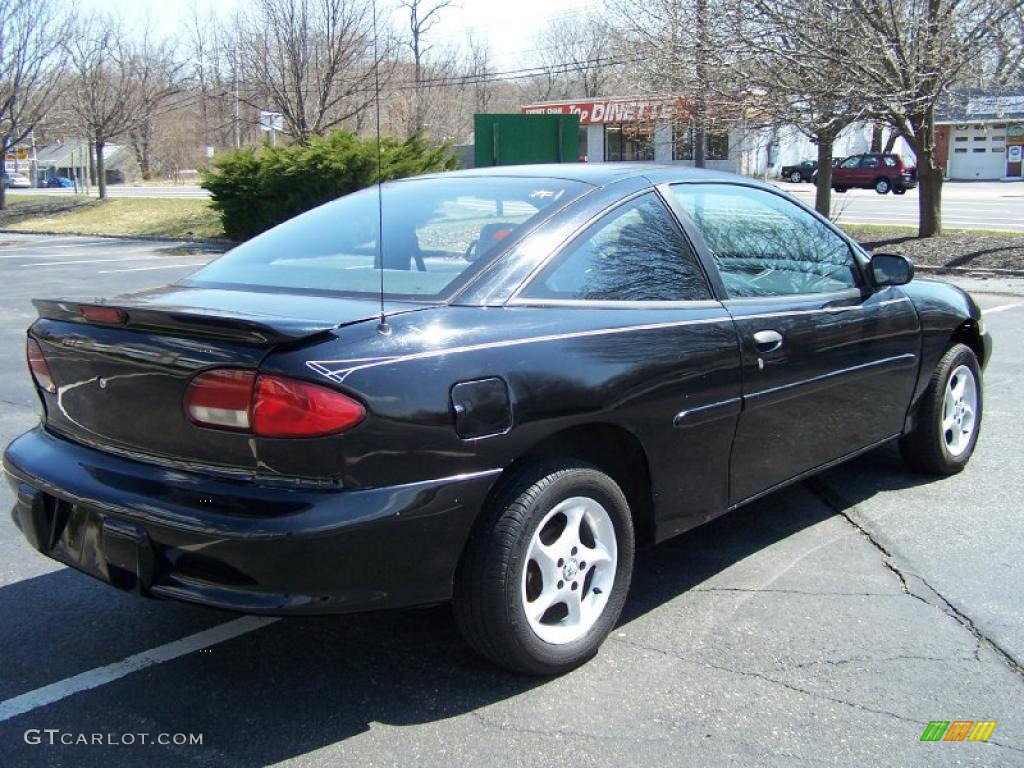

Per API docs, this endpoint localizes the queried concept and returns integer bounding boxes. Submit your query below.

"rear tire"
[789,171,803,183]
[899,343,982,475]
[453,460,635,675]
[833,185,847,193]
[875,178,891,194]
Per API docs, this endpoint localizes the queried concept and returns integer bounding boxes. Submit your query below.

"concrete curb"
[0,228,233,247]
[915,264,1024,278]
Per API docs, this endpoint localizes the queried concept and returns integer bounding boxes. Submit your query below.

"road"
[10,186,210,200]
[14,179,1024,232]
[0,233,1022,766]
[773,179,1024,232]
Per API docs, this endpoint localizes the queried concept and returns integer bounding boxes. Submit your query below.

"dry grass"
[1,196,226,240]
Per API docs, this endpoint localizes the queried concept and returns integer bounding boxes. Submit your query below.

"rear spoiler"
[32,299,343,345]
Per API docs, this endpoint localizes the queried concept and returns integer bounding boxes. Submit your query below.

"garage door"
[949,125,1007,179]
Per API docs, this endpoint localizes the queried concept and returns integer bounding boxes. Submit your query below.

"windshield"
[186,176,591,299]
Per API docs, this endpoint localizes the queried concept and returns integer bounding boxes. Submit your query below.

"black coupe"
[780,160,817,183]
[4,164,990,675]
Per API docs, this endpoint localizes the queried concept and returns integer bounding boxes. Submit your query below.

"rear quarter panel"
[261,304,743,538]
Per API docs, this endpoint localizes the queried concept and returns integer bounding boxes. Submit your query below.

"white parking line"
[984,303,1021,314]
[0,616,279,723]
[21,257,166,267]
[98,263,203,273]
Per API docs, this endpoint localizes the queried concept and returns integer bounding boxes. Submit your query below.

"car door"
[836,154,862,186]
[665,183,921,505]
[512,190,743,538]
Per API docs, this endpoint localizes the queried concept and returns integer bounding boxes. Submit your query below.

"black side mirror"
[870,253,914,287]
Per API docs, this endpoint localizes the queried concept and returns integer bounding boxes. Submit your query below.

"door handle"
[753,329,783,353]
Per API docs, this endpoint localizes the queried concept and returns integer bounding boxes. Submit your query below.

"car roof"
[414,162,742,188]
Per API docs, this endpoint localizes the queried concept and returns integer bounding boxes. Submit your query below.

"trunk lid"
[30,286,421,478]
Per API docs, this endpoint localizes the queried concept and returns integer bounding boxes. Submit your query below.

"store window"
[604,123,654,161]
[672,123,730,161]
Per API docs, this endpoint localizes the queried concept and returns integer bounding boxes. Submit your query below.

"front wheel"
[454,460,635,675]
[900,343,983,475]
[789,171,803,183]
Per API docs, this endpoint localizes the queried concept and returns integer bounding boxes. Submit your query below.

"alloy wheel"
[942,364,978,457]
[521,496,618,645]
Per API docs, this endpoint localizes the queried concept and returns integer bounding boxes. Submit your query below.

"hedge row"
[201,130,458,241]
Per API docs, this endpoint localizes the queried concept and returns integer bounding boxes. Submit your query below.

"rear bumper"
[3,428,499,615]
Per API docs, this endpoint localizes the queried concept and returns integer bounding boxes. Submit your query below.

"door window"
[521,193,711,301]
[840,156,862,168]
[669,184,860,298]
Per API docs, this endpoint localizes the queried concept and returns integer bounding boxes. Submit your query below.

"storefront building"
[522,97,739,172]
[520,96,916,179]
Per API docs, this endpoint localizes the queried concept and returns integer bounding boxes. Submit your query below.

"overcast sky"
[76,0,601,70]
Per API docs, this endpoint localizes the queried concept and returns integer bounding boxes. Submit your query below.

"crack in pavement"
[787,653,972,670]
[806,478,1024,682]
[691,587,901,598]
[609,635,1024,755]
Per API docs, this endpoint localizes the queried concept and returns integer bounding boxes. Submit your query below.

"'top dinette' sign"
[522,97,688,125]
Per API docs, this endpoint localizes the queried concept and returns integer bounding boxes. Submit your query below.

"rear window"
[187,176,590,299]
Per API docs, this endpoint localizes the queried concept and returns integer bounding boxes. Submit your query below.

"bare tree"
[0,0,71,209]
[986,5,1024,86]
[64,16,142,198]
[817,0,1017,236]
[530,15,621,101]
[400,0,454,135]
[238,0,383,143]
[609,0,737,168]
[126,28,186,179]
[731,0,868,215]
[465,33,495,115]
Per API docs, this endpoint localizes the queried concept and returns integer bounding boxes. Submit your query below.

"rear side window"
[188,177,590,299]
[669,184,860,298]
[521,192,711,302]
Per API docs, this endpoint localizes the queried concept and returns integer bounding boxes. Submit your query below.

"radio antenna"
[372,0,390,335]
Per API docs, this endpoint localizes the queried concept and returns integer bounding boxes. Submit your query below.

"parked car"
[832,152,917,194]
[44,176,74,188]
[4,165,990,675]
[810,157,845,184]
[1,172,31,189]
[779,160,818,183]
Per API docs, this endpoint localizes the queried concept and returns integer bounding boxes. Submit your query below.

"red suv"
[831,153,917,195]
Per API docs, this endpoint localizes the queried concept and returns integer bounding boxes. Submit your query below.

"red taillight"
[26,338,56,393]
[253,375,365,437]
[185,369,365,437]
[79,305,126,325]
[184,369,256,431]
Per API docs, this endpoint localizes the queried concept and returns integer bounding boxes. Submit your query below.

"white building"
[936,91,1024,180]
[521,96,916,176]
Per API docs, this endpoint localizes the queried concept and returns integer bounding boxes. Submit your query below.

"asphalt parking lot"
[0,233,1022,766]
